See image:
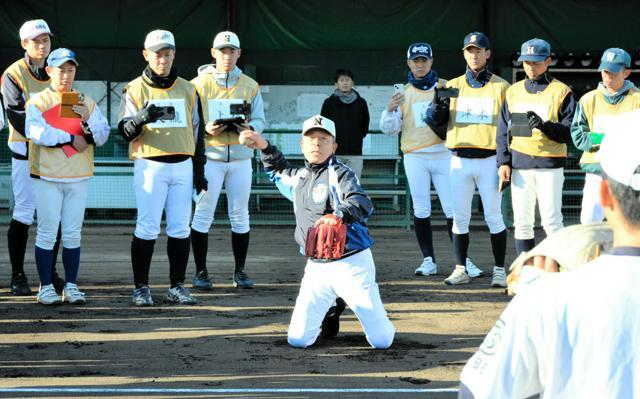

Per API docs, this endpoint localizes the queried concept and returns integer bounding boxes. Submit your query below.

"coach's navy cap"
[518,38,551,62]
[407,43,433,60]
[47,48,78,68]
[598,48,631,73]
[463,32,490,50]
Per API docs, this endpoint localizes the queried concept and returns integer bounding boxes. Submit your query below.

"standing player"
[118,30,207,306]
[2,19,64,296]
[380,42,480,277]
[497,38,575,255]
[426,32,509,287]
[459,130,640,398]
[25,48,110,305]
[571,48,640,224]
[240,115,395,348]
[189,31,265,290]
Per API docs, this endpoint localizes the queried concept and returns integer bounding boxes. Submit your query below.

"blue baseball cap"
[47,48,78,68]
[407,42,433,60]
[518,38,551,62]
[598,48,631,73]
[462,32,490,50]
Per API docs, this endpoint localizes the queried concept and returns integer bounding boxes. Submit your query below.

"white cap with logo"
[598,129,640,191]
[213,31,240,49]
[302,115,336,137]
[19,19,52,41]
[144,30,176,52]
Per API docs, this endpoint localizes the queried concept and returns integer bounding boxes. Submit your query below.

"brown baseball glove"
[305,214,347,260]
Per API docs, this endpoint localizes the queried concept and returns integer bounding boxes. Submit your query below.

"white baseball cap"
[213,31,240,49]
[144,29,175,52]
[598,129,640,190]
[19,19,52,41]
[302,115,336,137]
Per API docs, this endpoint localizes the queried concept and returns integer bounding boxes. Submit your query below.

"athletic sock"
[62,247,81,284]
[131,236,155,288]
[414,216,435,261]
[231,231,250,274]
[34,246,54,286]
[515,238,535,256]
[168,236,190,287]
[452,233,469,266]
[190,228,209,273]
[446,218,454,242]
[7,219,29,278]
[490,230,508,268]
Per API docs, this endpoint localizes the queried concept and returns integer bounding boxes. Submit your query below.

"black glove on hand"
[133,103,164,126]
[194,172,208,194]
[527,111,545,131]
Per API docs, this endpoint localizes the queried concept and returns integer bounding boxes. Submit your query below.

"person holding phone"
[496,38,575,256]
[426,32,510,287]
[380,42,479,278]
[118,29,207,306]
[25,48,110,304]
[188,31,266,290]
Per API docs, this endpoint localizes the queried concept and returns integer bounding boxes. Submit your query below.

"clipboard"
[60,92,81,119]
[510,112,532,137]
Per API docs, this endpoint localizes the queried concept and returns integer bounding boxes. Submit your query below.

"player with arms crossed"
[240,115,395,349]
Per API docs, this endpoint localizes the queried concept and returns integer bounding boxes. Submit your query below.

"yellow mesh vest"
[579,88,640,165]
[126,77,196,159]
[191,73,258,147]
[507,79,571,158]
[399,79,446,153]
[28,89,96,178]
[445,74,510,150]
[2,59,50,142]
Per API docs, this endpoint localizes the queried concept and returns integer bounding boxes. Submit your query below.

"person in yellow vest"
[571,48,640,224]
[496,38,576,255]
[1,19,65,296]
[118,29,207,306]
[380,42,480,277]
[25,48,110,305]
[189,31,265,290]
[426,32,510,287]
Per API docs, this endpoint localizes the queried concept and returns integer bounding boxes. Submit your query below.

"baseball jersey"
[399,80,447,153]
[459,248,640,399]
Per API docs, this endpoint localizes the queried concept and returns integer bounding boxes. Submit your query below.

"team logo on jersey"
[526,46,536,55]
[312,183,328,204]
[478,318,505,356]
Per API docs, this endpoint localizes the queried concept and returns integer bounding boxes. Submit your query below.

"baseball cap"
[47,48,78,68]
[213,31,240,49]
[144,30,175,52]
[598,48,631,73]
[517,38,551,62]
[302,115,336,137]
[462,32,490,50]
[19,19,52,41]
[407,42,433,60]
[598,129,640,190]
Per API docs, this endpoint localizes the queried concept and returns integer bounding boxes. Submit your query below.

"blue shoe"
[166,283,197,305]
[132,285,154,307]
[233,271,254,289]
[192,269,213,290]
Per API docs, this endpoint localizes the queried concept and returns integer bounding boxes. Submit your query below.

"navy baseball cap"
[462,32,490,50]
[518,38,551,62]
[598,48,631,73]
[407,43,433,60]
[47,48,78,68]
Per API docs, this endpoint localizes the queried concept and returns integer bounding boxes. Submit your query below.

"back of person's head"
[334,68,353,83]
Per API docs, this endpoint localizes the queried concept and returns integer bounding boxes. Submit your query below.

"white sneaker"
[444,265,470,285]
[492,266,507,288]
[63,283,86,304]
[37,284,62,305]
[465,258,484,278]
[415,257,437,276]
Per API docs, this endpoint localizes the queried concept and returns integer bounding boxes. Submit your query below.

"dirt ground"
[0,224,528,399]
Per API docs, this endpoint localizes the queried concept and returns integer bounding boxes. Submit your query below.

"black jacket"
[320,90,370,156]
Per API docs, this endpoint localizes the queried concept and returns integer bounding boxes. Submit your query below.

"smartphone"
[60,92,81,118]
[437,87,460,99]
[157,106,175,120]
[393,83,404,96]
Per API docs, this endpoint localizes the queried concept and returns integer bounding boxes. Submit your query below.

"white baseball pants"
[403,151,453,219]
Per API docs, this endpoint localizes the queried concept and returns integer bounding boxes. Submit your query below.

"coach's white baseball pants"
[133,158,192,240]
[33,178,88,250]
[191,158,251,234]
[450,155,505,234]
[511,168,564,240]
[288,249,395,349]
[580,173,604,224]
[11,158,35,225]
[403,151,453,219]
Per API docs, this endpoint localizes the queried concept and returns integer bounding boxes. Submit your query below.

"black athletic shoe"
[10,273,33,296]
[320,297,347,339]
[52,272,66,295]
